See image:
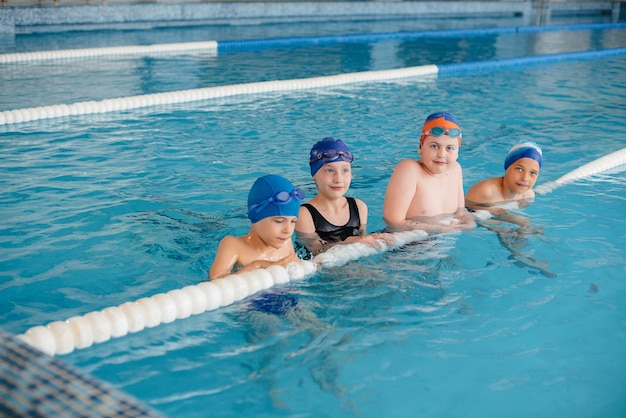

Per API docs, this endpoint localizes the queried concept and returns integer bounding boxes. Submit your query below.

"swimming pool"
[1,18,626,417]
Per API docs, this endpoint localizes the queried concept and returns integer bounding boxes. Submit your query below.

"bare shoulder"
[466,177,501,202]
[353,197,369,218]
[353,197,368,209]
[394,158,420,173]
[389,159,422,185]
[218,235,244,252]
[450,160,464,175]
[296,204,315,232]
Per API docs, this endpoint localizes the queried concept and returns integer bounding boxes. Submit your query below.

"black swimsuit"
[302,197,361,243]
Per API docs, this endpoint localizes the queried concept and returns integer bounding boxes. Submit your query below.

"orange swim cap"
[419,112,462,148]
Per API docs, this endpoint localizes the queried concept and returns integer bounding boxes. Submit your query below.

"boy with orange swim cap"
[383,111,476,232]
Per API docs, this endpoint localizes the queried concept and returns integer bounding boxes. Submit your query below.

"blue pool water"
[1,18,626,417]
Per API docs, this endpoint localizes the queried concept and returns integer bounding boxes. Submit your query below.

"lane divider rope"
[2,22,623,62]
[0,65,439,126]
[535,147,626,195]
[17,230,429,356]
[217,22,626,51]
[0,41,218,64]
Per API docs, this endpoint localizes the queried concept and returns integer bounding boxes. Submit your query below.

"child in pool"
[209,174,304,280]
[383,111,475,232]
[465,141,554,277]
[466,140,543,210]
[295,137,393,256]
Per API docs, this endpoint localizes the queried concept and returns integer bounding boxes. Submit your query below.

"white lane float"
[0,65,438,127]
[17,230,428,356]
[0,41,218,64]
[535,147,626,195]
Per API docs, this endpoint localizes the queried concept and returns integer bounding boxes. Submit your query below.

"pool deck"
[0,1,623,34]
[0,329,163,417]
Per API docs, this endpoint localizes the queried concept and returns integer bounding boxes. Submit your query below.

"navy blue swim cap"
[504,141,543,170]
[424,111,459,125]
[309,137,353,177]
[247,174,303,223]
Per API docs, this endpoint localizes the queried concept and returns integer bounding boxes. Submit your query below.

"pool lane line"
[1,47,626,127]
[0,41,218,64]
[535,148,626,195]
[437,46,626,76]
[17,230,429,356]
[217,22,626,51]
[0,64,439,126]
[1,22,624,64]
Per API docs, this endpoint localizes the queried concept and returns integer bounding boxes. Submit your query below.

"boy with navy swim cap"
[383,112,475,232]
[465,141,554,277]
[296,137,393,255]
[209,174,304,280]
[466,141,543,206]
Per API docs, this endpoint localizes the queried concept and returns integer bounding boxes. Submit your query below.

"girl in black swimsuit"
[296,137,391,256]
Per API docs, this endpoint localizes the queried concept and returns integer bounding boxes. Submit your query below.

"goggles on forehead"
[310,149,354,165]
[422,126,462,139]
[249,188,305,215]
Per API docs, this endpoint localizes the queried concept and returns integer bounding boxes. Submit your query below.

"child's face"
[313,161,352,197]
[418,135,459,174]
[254,216,297,249]
[503,158,540,194]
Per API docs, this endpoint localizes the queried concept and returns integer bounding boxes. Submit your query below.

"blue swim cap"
[504,141,543,170]
[424,111,459,125]
[247,174,304,223]
[309,137,353,177]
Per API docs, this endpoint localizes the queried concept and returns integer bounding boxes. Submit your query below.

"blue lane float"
[437,47,626,76]
[216,22,626,52]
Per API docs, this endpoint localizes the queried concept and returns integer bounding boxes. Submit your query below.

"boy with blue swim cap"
[209,174,304,280]
[465,141,554,277]
[466,141,543,206]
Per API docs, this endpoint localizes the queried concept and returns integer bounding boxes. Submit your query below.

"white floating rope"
[0,65,438,127]
[17,229,429,356]
[535,147,626,195]
[0,41,218,64]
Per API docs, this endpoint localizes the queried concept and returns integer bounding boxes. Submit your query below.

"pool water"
[1,18,626,417]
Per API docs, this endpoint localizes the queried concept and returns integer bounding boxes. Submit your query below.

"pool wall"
[0,1,623,34]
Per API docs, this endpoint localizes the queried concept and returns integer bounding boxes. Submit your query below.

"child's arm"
[383,160,418,230]
[453,207,477,230]
[235,252,299,274]
[208,236,240,280]
[354,198,369,236]
[454,171,476,230]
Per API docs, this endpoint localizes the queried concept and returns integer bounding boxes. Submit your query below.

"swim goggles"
[421,126,462,139]
[309,149,354,165]
[249,188,305,215]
